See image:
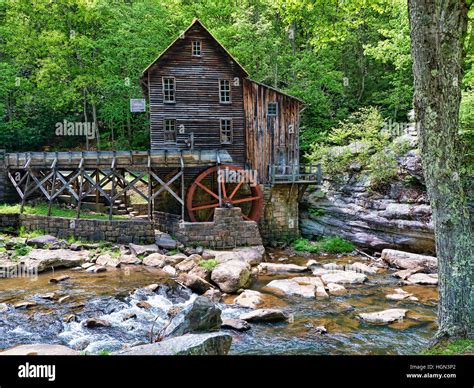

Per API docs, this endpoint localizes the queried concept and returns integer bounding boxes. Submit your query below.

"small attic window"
[267,102,278,116]
[192,40,201,56]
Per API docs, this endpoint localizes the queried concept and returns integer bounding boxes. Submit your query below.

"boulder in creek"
[392,266,424,280]
[233,289,264,308]
[222,318,251,332]
[0,303,8,313]
[115,332,232,356]
[349,262,381,274]
[320,271,367,285]
[136,301,152,309]
[83,318,111,328]
[164,253,188,266]
[266,277,327,298]
[326,283,347,296]
[21,249,88,272]
[175,256,200,273]
[257,262,308,275]
[38,292,56,300]
[26,235,60,248]
[359,308,407,324]
[163,296,222,338]
[95,254,120,268]
[119,255,142,265]
[144,283,159,292]
[0,344,80,356]
[211,260,251,293]
[178,273,214,294]
[162,265,177,276]
[203,288,223,303]
[188,265,211,282]
[240,308,289,323]
[142,253,167,267]
[155,233,178,250]
[49,275,70,283]
[381,249,437,272]
[405,273,438,285]
[204,246,265,266]
[129,243,160,257]
[386,288,417,301]
[85,265,106,273]
[14,301,37,309]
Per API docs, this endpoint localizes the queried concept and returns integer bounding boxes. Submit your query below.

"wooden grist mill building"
[0,19,320,245]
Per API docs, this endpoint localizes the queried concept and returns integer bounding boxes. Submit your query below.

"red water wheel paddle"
[186,165,263,222]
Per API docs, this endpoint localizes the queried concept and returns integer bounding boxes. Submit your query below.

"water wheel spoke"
[191,202,219,211]
[232,195,261,205]
[228,181,244,200]
[220,178,227,199]
[195,181,220,201]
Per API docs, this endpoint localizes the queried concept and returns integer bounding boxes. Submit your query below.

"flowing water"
[0,250,438,355]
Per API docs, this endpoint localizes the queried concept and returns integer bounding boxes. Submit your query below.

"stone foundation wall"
[1,214,155,244]
[0,213,20,232]
[258,185,300,245]
[154,207,262,248]
[0,150,18,204]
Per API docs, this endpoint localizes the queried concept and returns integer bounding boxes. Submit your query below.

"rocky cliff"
[300,128,437,254]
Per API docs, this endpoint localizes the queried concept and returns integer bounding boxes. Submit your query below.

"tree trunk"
[408,0,473,340]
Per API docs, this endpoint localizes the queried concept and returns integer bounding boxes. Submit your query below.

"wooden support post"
[76,157,85,219]
[180,153,185,221]
[20,155,32,214]
[147,153,152,222]
[109,155,116,220]
[48,157,58,217]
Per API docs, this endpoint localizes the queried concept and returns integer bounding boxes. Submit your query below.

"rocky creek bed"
[0,235,438,355]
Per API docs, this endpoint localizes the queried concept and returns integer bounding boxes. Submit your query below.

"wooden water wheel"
[186,165,263,222]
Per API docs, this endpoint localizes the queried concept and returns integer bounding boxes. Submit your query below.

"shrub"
[199,259,219,271]
[293,238,320,253]
[320,236,354,254]
[14,243,32,257]
[308,207,326,217]
[368,149,399,188]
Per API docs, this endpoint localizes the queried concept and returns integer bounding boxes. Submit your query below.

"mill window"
[163,77,175,103]
[164,119,177,142]
[220,119,233,144]
[192,40,201,56]
[219,80,231,103]
[267,102,278,116]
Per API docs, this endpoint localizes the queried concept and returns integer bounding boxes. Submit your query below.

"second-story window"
[192,40,201,56]
[219,80,231,103]
[220,119,232,144]
[164,119,176,142]
[267,102,278,116]
[163,77,175,103]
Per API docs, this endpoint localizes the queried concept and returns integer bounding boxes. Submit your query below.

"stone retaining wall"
[154,207,263,248]
[259,185,300,245]
[0,214,155,244]
[0,213,20,232]
[0,150,18,204]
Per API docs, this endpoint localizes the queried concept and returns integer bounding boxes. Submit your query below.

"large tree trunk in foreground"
[408,0,473,340]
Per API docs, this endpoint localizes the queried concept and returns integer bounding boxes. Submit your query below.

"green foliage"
[293,238,320,253]
[17,227,47,239]
[199,259,219,271]
[308,207,325,217]
[319,236,354,254]
[293,236,354,254]
[14,243,32,257]
[0,203,127,220]
[98,349,111,356]
[367,149,399,189]
[421,340,474,355]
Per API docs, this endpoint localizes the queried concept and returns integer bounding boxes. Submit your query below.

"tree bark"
[408,0,473,340]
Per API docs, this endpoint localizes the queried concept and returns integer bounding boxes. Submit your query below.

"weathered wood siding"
[243,78,301,184]
[147,23,247,167]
